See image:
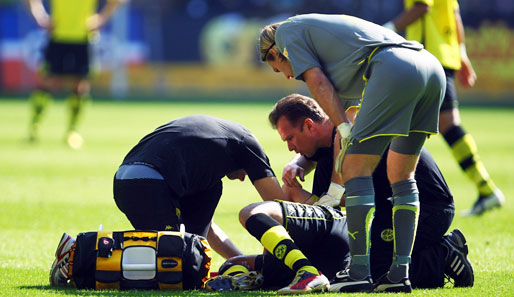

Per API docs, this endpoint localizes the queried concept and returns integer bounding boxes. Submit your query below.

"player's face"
[276,116,317,157]
[266,51,294,80]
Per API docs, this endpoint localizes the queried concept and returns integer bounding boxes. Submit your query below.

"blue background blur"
[1,0,513,103]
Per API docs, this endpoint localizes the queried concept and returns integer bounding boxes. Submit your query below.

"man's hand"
[314,182,345,207]
[282,163,305,189]
[86,0,124,31]
[335,122,352,174]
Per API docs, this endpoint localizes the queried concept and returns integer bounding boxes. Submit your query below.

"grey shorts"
[351,47,445,152]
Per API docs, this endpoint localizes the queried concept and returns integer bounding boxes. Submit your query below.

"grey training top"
[275,14,423,106]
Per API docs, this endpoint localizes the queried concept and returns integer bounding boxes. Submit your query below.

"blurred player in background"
[383,0,504,216]
[26,0,123,149]
[260,14,445,292]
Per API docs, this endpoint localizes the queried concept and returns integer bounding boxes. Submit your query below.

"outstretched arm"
[454,6,476,87]
[207,221,243,260]
[253,176,286,201]
[303,67,353,174]
[303,67,349,127]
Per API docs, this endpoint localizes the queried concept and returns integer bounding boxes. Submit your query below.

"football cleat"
[49,233,76,286]
[442,229,474,287]
[277,270,329,295]
[461,189,504,216]
[329,269,373,292]
[373,273,412,293]
[205,271,264,291]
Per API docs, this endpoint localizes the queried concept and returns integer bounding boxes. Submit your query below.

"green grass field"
[0,98,512,296]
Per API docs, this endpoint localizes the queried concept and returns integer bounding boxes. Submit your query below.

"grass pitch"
[0,98,512,296]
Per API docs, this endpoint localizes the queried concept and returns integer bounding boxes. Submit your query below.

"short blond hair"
[259,22,286,62]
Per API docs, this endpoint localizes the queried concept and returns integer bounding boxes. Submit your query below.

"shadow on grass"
[19,285,279,296]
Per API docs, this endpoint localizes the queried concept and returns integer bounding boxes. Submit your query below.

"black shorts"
[370,201,454,288]
[44,40,90,76]
[440,68,458,111]
[113,177,222,237]
[258,201,351,288]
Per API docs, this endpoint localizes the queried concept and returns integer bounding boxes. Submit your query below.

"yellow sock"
[28,90,52,139]
[222,264,249,276]
[260,225,318,275]
[443,125,497,197]
[67,94,90,132]
[451,134,496,196]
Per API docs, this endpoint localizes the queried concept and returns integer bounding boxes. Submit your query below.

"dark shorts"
[370,202,455,288]
[258,201,351,288]
[440,68,458,111]
[113,177,222,237]
[44,40,90,76]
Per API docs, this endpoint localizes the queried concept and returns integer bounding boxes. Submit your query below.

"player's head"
[269,93,327,128]
[259,22,286,62]
[259,22,294,80]
[269,94,328,157]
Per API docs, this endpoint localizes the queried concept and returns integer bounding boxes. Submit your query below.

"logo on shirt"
[381,228,394,242]
[283,47,289,59]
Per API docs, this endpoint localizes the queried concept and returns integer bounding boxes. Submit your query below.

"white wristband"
[337,122,352,138]
[383,21,397,32]
[460,43,468,60]
[327,182,345,199]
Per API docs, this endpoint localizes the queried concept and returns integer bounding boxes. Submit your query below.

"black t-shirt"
[121,115,275,196]
[307,132,453,208]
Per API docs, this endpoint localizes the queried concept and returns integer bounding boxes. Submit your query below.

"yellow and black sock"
[443,125,497,197]
[66,93,90,132]
[245,213,318,275]
[28,89,52,140]
[220,264,249,276]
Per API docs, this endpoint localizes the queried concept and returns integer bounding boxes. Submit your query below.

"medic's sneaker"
[49,233,76,286]
[277,270,329,295]
[442,229,474,287]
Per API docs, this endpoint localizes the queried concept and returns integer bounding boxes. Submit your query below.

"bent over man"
[260,14,446,292]
[113,115,286,259]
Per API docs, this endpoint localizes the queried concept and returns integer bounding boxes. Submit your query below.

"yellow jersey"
[404,0,461,70]
[49,0,98,43]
